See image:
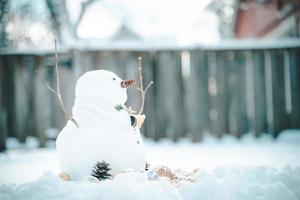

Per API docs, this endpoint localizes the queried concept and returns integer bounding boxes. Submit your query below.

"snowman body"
[56,70,146,180]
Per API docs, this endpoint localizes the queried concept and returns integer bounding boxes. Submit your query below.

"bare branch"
[138,56,144,92]
[144,81,154,94]
[125,106,136,115]
[46,0,76,42]
[54,39,79,127]
[136,57,154,115]
[55,40,60,94]
[36,70,57,95]
[37,39,79,128]
[71,118,79,128]
[75,0,98,30]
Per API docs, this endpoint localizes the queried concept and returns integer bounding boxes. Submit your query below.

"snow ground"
[0,130,300,200]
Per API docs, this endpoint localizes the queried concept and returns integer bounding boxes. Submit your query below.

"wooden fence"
[0,41,299,150]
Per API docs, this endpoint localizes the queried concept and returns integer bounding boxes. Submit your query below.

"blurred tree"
[75,0,98,30]
[3,0,55,48]
[0,0,99,48]
[0,0,9,48]
[207,0,237,39]
[46,0,76,44]
[46,0,98,45]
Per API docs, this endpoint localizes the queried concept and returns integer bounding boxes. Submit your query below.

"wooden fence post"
[0,110,7,151]
[96,51,126,75]
[184,50,209,141]
[143,52,157,140]
[34,56,51,147]
[155,51,185,141]
[208,51,229,138]
[289,48,300,128]
[14,56,33,143]
[273,50,288,137]
[0,58,7,151]
[252,50,267,136]
[265,50,287,137]
[72,49,95,78]
[227,51,248,138]
[2,56,16,138]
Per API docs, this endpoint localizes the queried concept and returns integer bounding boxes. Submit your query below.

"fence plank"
[269,50,287,137]
[73,50,95,78]
[33,56,48,146]
[155,51,184,140]
[228,51,248,138]
[208,51,229,137]
[96,51,126,75]
[14,56,32,142]
[289,48,300,128]
[184,50,209,141]
[253,50,267,136]
[0,110,7,151]
[0,58,7,151]
[142,52,157,140]
[0,58,2,110]
[2,56,16,138]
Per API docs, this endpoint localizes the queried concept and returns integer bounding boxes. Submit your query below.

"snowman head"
[75,70,135,106]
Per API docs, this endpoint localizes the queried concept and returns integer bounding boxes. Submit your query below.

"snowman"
[56,70,146,181]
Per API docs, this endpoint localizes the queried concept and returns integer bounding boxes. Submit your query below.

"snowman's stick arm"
[54,39,62,105]
[37,72,57,95]
[37,40,79,128]
[137,57,153,115]
[137,57,144,92]
[54,40,79,127]
[54,40,79,128]
[137,81,153,115]
[144,81,153,94]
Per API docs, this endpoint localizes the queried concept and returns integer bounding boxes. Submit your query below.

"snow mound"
[1,166,299,200]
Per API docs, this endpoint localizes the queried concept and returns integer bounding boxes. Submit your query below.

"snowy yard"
[1,130,300,200]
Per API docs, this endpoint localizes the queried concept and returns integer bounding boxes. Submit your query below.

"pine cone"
[91,161,112,181]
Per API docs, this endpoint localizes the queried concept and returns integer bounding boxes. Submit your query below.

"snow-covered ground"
[1,130,300,200]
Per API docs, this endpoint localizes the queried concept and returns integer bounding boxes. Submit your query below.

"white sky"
[67,0,220,44]
[6,0,221,48]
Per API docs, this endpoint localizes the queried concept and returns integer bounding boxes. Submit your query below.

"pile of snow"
[1,130,300,199]
[0,166,299,200]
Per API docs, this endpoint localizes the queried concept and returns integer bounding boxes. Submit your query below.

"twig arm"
[37,39,79,128]
[37,71,57,95]
[138,57,144,91]
[136,57,154,115]
[144,81,154,94]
